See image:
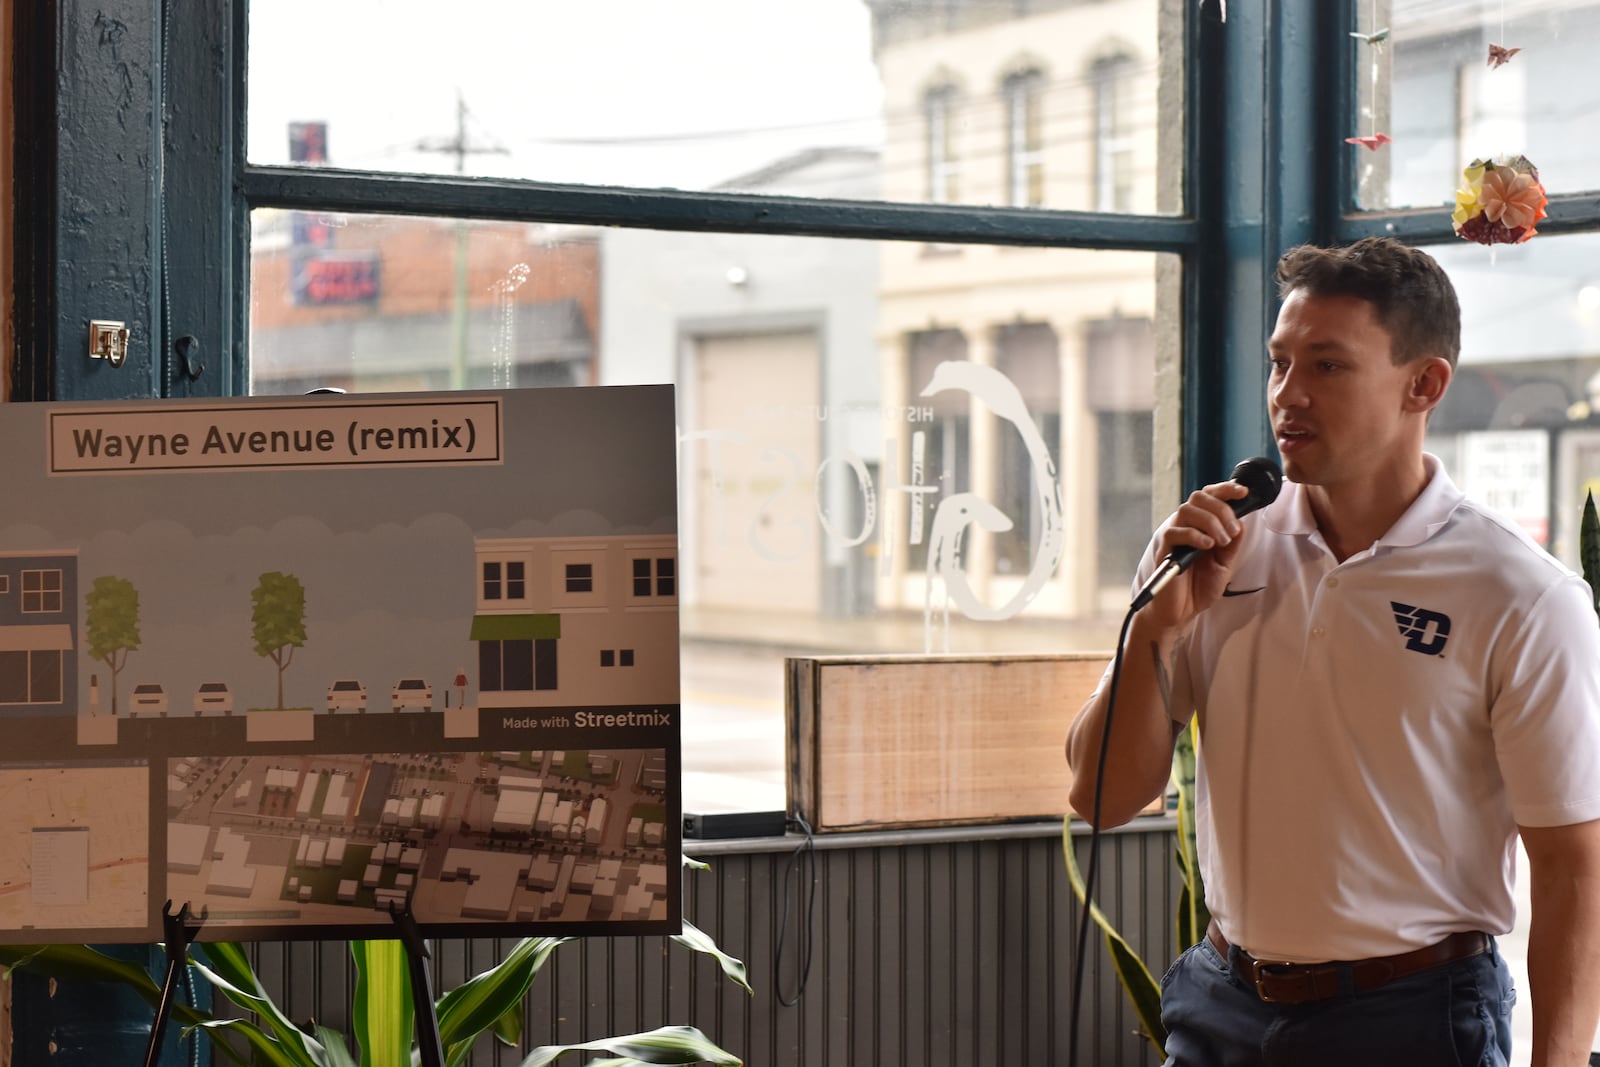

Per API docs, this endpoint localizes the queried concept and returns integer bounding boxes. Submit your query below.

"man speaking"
[1067,237,1600,1066]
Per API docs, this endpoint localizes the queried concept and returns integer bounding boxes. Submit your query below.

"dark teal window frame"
[26,2,1598,505]
[10,0,1222,491]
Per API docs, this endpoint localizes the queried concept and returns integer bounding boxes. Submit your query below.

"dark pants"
[1158,934,1515,1067]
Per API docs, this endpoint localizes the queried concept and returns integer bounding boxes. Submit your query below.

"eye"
[1317,360,1340,373]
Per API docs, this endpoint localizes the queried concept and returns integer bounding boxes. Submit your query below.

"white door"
[691,331,821,613]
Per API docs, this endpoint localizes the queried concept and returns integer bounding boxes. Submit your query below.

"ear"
[1404,356,1452,415]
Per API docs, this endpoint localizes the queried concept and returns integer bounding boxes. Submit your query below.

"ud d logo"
[1390,602,1452,656]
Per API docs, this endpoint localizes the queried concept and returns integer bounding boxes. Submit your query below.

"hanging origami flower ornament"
[1453,155,1548,245]
[1487,44,1522,68]
[1345,133,1393,151]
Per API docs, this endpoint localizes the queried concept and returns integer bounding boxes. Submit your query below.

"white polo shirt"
[1139,456,1600,961]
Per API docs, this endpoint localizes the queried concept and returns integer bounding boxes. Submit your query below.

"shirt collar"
[1260,453,1463,550]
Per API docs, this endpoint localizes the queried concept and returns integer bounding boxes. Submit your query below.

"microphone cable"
[1066,602,1139,1067]
[1067,458,1277,1064]
[776,813,817,1006]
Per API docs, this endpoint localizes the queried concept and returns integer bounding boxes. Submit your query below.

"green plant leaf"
[186,1018,328,1067]
[189,943,329,1066]
[1172,720,1209,949]
[518,1024,741,1066]
[352,939,413,1067]
[671,920,752,995]
[314,1025,359,1067]
[1176,883,1196,950]
[491,1002,524,1047]
[436,937,568,1067]
[1583,491,1600,614]
[681,854,711,871]
[1062,821,1166,1056]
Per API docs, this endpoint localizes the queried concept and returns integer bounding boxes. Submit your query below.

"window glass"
[250,210,1173,811]
[1355,1,1600,210]
[1424,232,1600,570]
[248,0,1180,214]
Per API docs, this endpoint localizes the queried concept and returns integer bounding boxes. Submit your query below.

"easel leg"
[145,900,205,1067]
[388,901,446,1067]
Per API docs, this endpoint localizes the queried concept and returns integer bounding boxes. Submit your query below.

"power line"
[415,90,511,174]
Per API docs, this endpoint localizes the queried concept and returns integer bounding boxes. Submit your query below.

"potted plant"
[0,857,747,1066]
[1063,718,1205,1060]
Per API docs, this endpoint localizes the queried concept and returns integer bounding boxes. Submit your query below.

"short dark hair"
[1274,237,1460,368]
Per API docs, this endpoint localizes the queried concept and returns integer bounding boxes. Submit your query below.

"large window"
[1356,0,1600,211]
[239,0,1182,814]
[21,0,1185,819]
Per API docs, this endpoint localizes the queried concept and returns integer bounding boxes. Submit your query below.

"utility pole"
[416,92,509,389]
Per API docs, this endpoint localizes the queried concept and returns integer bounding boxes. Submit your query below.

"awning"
[469,614,561,641]
[0,624,74,652]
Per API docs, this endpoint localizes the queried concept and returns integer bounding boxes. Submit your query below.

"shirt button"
[1327,577,1340,589]
[1312,626,1326,638]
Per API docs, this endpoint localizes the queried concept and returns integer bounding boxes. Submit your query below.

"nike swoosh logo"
[1222,586,1265,597]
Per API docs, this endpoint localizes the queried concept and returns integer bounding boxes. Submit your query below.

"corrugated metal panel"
[236,824,1180,1067]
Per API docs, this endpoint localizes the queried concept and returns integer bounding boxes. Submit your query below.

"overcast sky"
[247,0,885,190]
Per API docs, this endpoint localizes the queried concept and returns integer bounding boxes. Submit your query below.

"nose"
[1270,362,1310,411]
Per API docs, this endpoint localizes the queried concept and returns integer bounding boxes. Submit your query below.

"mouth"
[1276,427,1315,451]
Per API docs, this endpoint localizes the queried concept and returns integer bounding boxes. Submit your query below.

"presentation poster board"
[0,388,681,942]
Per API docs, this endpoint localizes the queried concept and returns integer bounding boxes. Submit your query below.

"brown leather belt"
[1205,920,1489,1005]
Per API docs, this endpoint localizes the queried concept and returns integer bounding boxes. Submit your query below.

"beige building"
[471,534,679,708]
[869,0,1167,618]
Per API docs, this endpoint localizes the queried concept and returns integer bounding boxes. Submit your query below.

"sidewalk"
[680,603,1123,656]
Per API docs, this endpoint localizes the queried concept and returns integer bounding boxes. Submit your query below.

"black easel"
[389,901,446,1067]
[144,900,205,1067]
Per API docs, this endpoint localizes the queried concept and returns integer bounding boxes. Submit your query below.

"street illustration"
[0,388,682,940]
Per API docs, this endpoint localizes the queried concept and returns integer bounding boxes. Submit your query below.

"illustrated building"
[470,534,679,708]
[0,550,79,716]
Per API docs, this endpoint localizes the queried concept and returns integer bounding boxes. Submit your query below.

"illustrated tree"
[85,576,140,716]
[252,571,307,709]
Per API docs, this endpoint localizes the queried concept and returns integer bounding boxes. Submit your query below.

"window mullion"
[239,166,1198,252]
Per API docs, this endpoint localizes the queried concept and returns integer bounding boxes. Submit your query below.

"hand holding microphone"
[1130,457,1283,612]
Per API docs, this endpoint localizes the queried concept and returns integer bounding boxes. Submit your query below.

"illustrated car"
[391,677,432,712]
[129,682,168,717]
[327,679,367,713]
[194,681,233,716]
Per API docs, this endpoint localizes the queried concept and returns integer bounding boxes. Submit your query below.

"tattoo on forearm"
[1151,641,1173,716]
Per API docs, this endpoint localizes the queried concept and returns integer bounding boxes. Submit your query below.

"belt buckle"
[1249,959,1299,1003]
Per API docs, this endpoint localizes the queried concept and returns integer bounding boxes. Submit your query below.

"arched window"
[1002,69,1046,207]
[925,84,963,204]
[1091,54,1137,212]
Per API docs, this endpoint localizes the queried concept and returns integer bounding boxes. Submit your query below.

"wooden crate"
[785,652,1115,832]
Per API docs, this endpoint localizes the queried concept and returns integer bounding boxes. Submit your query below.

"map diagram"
[0,764,149,933]
[167,748,670,929]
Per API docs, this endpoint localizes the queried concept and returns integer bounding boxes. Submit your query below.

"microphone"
[1130,457,1283,611]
